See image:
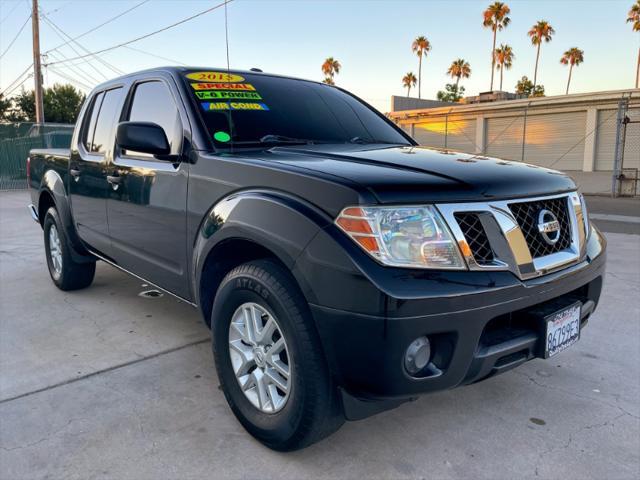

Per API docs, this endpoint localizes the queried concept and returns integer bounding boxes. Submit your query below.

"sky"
[0,0,639,113]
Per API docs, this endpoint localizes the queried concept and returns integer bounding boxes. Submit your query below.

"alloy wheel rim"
[228,302,291,413]
[48,224,63,275]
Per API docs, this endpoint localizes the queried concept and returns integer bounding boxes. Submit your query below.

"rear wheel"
[43,207,96,291]
[211,259,344,451]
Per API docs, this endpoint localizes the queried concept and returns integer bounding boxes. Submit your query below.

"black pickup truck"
[28,67,606,450]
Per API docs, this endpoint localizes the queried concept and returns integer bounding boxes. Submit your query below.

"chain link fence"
[0,123,74,190]
[392,92,640,196]
[612,99,640,197]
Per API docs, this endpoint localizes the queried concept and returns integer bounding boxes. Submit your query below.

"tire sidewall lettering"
[235,277,270,300]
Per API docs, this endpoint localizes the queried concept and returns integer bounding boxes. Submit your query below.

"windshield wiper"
[259,134,314,145]
[348,136,401,145]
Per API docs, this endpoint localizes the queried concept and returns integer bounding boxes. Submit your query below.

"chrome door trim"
[88,249,198,307]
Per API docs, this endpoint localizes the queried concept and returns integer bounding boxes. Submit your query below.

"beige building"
[389,90,640,195]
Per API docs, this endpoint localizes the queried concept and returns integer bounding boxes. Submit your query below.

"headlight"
[335,206,466,269]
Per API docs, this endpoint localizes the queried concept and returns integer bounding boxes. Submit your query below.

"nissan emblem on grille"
[537,209,561,246]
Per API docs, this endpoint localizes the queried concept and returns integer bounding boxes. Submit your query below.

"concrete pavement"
[1,190,639,479]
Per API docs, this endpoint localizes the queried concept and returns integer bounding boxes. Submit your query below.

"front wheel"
[43,207,96,291]
[211,259,344,451]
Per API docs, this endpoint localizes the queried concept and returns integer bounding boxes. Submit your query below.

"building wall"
[390,90,640,180]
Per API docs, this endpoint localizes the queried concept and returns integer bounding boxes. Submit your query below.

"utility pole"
[31,0,44,124]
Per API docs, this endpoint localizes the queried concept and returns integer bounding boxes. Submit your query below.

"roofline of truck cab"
[88,66,333,93]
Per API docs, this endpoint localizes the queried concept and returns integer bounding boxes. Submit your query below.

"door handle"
[69,168,81,181]
[107,173,121,190]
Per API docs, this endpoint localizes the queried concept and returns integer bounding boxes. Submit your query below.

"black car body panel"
[263,144,576,203]
[27,67,606,419]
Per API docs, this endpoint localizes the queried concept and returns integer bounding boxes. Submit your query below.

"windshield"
[181,70,411,148]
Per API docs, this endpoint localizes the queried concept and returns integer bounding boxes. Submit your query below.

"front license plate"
[545,302,581,358]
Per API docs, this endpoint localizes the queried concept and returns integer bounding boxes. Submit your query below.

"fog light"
[404,336,431,375]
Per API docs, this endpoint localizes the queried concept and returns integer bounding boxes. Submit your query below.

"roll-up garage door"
[445,117,477,153]
[413,117,446,148]
[523,111,586,170]
[623,109,640,170]
[485,116,524,161]
[594,109,617,171]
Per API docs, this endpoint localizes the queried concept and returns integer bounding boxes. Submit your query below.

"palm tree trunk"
[533,43,541,90]
[566,64,573,95]
[455,76,460,90]
[407,86,411,97]
[499,67,503,91]
[490,28,497,91]
[636,46,639,89]
[418,55,423,99]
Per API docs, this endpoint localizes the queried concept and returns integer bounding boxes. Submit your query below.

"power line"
[47,0,233,66]
[0,0,23,26]
[0,14,31,60]
[46,50,101,86]
[45,0,150,55]
[43,0,72,16]
[47,66,94,91]
[40,13,110,81]
[1,63,34,96]
[2,73,33,97]
[122,45,186,66]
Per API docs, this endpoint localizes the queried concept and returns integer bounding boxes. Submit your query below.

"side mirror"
[116,121,171,157]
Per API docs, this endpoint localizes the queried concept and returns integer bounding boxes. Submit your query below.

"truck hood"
[261,144,576,203]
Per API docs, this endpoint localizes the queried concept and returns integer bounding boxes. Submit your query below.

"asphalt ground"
[1,190,638,480]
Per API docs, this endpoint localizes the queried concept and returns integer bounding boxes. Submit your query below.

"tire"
[211,259,344,451]
[43,207,96,291]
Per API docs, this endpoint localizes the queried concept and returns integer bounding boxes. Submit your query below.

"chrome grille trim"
[437,192,587,280]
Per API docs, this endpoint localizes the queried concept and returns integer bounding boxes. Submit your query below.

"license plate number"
[545,303,581,358]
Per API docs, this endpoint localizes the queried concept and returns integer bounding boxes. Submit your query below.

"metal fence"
[612,97,640,197]
[0,123,74,190]
[392,92,640,196]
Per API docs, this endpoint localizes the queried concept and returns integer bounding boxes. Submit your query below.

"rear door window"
[81,92,104,152]
[90,87,123,154]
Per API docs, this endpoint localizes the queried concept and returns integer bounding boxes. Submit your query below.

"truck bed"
[30,148,71,159]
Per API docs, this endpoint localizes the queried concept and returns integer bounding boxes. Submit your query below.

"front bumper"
[295,225,606,418]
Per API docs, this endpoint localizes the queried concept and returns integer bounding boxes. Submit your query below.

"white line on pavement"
[590,213,640,224]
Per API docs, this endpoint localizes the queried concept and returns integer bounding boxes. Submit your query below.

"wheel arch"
[193,190,332,327]
[38,168,92,260]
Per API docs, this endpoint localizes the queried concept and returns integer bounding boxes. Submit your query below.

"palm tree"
[493,44,514,91]
[483,2,511,91]
[528,20,555,91]
[321,57,341,85]
[628,0,640,88]
[402,72,417,97]
[447,59,471,89]
[411,36,431,98]
[560,47,584,94]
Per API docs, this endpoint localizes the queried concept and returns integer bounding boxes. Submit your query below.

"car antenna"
[224,0,233,153]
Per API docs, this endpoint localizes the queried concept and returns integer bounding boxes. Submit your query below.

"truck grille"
[437,193,586,280]
[508,197,572,258]
[454,213,494,265]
